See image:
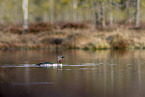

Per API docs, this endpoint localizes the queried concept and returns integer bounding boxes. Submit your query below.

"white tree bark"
[109,0,113,27]
[73,0,77,21]
[22,0,28,30]
[135,0,140,27]
[49,0,54,23]
[100,2,106,28]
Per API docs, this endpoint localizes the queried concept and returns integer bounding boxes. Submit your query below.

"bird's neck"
[57,59,62,64]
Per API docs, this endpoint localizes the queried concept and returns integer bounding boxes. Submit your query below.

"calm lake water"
[0,49,145,97]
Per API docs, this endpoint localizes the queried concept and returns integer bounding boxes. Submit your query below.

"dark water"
[0,49,145,97]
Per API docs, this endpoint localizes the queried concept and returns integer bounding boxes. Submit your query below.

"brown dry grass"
[0,28,145,50]
[62,33,92,48]
[107,34,130,49]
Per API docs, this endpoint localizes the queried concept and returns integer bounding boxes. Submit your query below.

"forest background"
[0,0,145,50]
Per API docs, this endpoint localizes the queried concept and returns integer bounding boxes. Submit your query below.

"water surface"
[0,49,145,97]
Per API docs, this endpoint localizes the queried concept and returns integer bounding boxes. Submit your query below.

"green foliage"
[114,0,121,3]
[141,0,145,7]
[60,0,69,5]
[98,0,105,3]
[0,0,144,24]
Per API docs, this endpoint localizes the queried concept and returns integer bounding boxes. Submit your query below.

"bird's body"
[36,56,64,67]
[36,62,62,67]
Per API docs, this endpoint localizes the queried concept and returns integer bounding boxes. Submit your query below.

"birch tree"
[135,0,140,27]
[94,0,106,28]
[100,1,106,28]
[93,0,101,28]
[72,0,77,22]
[22,0,28,30]
[109,0,113,27]
[49,0,54,23]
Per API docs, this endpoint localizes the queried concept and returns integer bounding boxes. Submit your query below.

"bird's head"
[57,55,64,64]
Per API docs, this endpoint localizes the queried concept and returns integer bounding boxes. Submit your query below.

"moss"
[83,43,96,50]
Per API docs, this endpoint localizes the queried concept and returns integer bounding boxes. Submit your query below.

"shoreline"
[0,28,145,50]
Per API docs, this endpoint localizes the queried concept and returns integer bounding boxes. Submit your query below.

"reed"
[107,34,130,49]
[62,33,91,49]
[0,27,145,50]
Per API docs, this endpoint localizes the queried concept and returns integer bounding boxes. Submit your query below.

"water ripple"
[64,63,99,67]
[0,64,36,68]
[0,62,122,68]
[11,82,54,85]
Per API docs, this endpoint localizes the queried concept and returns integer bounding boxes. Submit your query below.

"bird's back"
[36,62,54,66]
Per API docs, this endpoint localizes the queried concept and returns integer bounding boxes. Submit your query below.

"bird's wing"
[42,62,54,64]
[36,62,55,66]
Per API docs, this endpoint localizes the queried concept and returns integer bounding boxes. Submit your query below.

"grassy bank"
[0,23,145,50]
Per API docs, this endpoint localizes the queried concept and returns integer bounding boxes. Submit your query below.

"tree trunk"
[95,1,101,28]
[72,0,77,22]
[109,0,113,27]
[95,12,100,28]
[49,0,54,23]
[100,2,106,28]
[22,0,28,30]
[135,0,140,27]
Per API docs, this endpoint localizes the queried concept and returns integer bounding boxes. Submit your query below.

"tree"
[135,0,140,27]
[49,0,54,23]
[109,0,113,27]
[100,1,106,28]
[94,0,106,28]
[22,0,28,30]
[72,0,78,22]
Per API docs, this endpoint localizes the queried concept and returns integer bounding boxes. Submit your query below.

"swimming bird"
[36,55,64,67]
